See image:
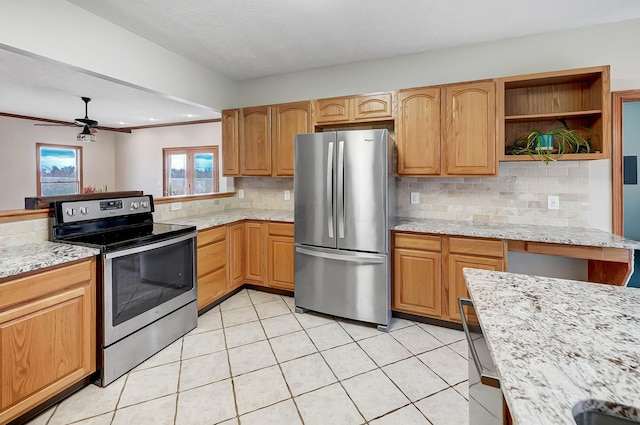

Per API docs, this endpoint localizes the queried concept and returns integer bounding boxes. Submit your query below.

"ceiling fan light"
[77,125,96,143]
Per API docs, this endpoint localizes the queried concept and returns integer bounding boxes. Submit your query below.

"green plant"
[505,124,591,164]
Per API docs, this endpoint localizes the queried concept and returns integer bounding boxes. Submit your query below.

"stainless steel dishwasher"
[459,298,503,425]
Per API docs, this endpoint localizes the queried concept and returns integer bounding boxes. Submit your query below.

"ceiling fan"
[35,96,100,142]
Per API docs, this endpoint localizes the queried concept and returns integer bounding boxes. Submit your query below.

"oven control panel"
[57,196,154,223]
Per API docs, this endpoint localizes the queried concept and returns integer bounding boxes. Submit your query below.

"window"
[36,143,83,196]
[163,146,219,196]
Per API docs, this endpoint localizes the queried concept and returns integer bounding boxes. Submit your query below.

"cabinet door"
[268,235,295,291]
[396,88,441,175]
[354,93,393,121]
[314,97,351,123]
[393,248,442,317]
[447,254,504,323]
[272,101,312,176]
[245,222,267,284]
[197,236,227,309]
[228,223,246,290]
[222,109,240,176]
[241,106,272,175]
[442,81,496,176]
[0,261,95,424]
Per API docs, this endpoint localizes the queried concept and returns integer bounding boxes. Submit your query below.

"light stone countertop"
[0,241,100,280]
[159,208,294,230]
[463,268,640,425]
[394,217,640,250]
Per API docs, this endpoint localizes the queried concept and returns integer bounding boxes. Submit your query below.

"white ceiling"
[68,0,640,81]
[3,0,640,128]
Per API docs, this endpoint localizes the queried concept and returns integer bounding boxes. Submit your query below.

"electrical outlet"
[170,202,182,211]
[238,189,244,199]
[410,192,420,204]
[548,195,559,210]
[284,190,291,201]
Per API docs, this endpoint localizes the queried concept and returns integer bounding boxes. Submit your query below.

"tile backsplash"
[397,161,590,227]
[0,161,591,248]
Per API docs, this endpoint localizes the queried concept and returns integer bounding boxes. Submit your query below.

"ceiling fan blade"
[34,123,74,127]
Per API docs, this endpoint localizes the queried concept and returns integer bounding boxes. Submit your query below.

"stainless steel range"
[52,195,197,386]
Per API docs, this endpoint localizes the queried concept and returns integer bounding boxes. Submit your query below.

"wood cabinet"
[241,106,272,175]
[498,66,610,161]
[222,109,240,176]
[445,237,506,323]
[396,81,496,176]
[0,259,96,424]
[442,81,496,175]
[267,223,295,291]
[245,221,267,285]
[314,92,394,125]
[197,226,228,309]
[272,101,312,176]
[227,223,246,290]
[396,87,441,175]
[392,233,442,317]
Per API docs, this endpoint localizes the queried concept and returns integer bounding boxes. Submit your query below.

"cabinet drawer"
[268,222,294,237]
[198,226,226,247]
[448,237,504,258]
[197,239,226,275]
[394,233,441,251]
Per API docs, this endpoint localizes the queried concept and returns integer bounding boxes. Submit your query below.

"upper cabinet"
[241,106,272,176]
[314,92,394,125]
[222,109,240,176]
[442,81,496,175]
[396,81,497,176]
[272,101,312,176]
[396,88,441,175]
[498,66,610,161]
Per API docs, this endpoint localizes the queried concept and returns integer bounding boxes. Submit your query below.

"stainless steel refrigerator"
[294,129,394,331]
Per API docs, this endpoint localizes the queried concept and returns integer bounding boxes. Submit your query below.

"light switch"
[284,190,291,201]
[238,189,244,199]
[410,192,420,204]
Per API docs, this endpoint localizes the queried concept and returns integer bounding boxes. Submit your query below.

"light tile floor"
[28,289,470,425]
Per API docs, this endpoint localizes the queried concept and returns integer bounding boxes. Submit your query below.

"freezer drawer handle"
[337,140,345,239]
[296,247,385,264]
[327,141,334,239]
[459,297,500,389]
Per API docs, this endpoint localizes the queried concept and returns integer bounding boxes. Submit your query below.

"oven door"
[103,232,197,347]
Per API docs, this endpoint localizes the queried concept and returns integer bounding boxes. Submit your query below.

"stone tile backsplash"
[0,161,590,248]
[396,161,590,227]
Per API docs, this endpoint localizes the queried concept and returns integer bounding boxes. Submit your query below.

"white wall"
[114,122,232,198]
[0,0,237,110]
[0,115,116,210]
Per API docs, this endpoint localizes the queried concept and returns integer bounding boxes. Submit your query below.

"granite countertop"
[393,217,640,250]
[160,208,294,230]
[0,241,100,280]
[463,268,640,425]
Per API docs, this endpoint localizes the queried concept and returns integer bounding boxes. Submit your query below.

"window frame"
[163,146,219,197]
[36,143,83,197]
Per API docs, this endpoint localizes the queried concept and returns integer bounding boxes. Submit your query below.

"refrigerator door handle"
[337,140,345,239]
[296,246,385,264]
[327,141,334,239]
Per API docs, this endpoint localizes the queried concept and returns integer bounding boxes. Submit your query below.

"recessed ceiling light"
[186,114,195,118]
[116,121,127,125]
[148,118,157,121]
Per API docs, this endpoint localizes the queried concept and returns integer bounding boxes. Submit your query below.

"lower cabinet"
[392,232,506,324]
[267,223,295,291]
[0,259,96,424]
[227,223,246,290]
[196,226,228,309]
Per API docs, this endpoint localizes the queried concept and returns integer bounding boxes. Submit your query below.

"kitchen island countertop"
[0,241,99,280]
[463,268,640,424]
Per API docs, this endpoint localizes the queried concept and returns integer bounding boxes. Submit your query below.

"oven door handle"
[104,231,197,259]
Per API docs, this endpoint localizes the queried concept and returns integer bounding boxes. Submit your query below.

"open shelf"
[502,152,607,161]
[498,66,610,162]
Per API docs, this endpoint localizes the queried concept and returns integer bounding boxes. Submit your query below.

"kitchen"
[2,1,640,424]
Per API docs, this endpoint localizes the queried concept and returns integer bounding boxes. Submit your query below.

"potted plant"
[505,124,591,164]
